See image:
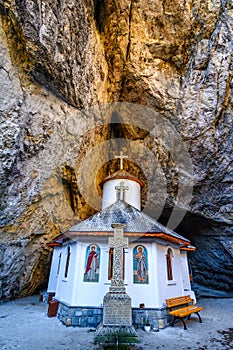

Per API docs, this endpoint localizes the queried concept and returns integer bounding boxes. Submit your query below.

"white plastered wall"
[55,242,79,305]
[125,243,157,308]
[125,243,193,309]
[47,246,62,293]
[102,179,141,210]
[156,244,194,306]
[74,242,158,308]
[180,251,191,291]
[53,239,195,308]
[73,242,110,306]
[180,251,196,302]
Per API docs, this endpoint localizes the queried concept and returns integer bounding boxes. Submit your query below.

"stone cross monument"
[109,223,128,292]
[103,223,131,325]
[94,223,138,344]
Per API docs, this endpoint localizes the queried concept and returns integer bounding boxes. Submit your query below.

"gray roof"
[68,200,190,244]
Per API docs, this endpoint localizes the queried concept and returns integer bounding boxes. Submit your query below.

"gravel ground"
[0,295,233,349]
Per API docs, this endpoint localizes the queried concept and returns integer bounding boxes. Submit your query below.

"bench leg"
[195,312,202,323]
[172,317,187,330]
[180,318,187,330]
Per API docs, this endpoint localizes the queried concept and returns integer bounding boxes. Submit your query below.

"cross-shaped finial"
[115,181,129,201]
[115,151,128,170]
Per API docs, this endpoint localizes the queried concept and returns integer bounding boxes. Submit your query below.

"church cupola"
[100,153,144,211]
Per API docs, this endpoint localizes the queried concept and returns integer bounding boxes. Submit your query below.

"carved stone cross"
[115,151,128,170]
[115,181,129,201]
[109,223,128,292]
[101,223,135,330]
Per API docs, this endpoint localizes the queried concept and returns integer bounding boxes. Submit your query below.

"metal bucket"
[158,318,165,329]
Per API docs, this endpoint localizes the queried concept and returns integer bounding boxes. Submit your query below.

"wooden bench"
[166,295,203,330]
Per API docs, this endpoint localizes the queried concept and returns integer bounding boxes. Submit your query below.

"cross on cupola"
[115,181,129,201]
[115,151,128,170]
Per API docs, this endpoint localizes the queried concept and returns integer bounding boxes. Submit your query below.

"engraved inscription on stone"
[103,293,132,326]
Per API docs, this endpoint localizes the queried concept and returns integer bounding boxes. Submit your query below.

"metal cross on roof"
[115,151,128,170]
[115,181,129,201]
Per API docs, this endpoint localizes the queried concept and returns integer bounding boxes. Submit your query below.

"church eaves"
[67,200,190,245]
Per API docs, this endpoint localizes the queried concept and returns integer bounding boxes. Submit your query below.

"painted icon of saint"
[133,245,148,283]
[84,245,99,282]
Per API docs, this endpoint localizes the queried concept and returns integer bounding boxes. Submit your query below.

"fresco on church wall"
[133,245,149,284]
[83,244,100,282]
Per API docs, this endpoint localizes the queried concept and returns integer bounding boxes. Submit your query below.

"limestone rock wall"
[0,0,232,299]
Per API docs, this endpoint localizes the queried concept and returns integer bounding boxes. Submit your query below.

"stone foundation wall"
[58,302,103,327]
[57,301,170,329]
[132,308,170,330]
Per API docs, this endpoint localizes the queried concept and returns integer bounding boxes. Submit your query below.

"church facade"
[47,166,196,329]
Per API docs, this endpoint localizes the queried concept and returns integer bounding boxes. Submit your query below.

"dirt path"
[0,296,233,349]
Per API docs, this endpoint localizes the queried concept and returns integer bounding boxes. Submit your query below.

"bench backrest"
[166,295,193,309]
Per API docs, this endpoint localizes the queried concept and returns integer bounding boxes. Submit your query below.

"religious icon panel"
[133,245,149,284]
[83,244,100,282]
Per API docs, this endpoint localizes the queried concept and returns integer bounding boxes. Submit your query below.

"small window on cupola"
[166,248,173,281]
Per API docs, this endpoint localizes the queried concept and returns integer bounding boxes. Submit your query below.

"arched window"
[166,248,173,281]
[57,252,62,276]
[64,246,71,278]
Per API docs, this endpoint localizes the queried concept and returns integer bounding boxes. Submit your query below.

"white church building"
[47,163,196,328]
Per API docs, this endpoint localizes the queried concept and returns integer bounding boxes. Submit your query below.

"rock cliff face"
[0,0,232,299]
